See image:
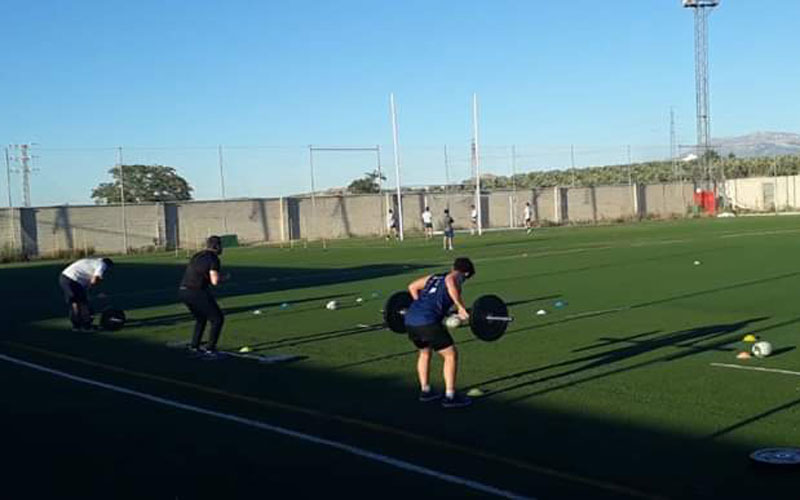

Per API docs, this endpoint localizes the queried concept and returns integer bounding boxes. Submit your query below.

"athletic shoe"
[442,393,472,409]
[199,349,223,361]
[419,389,442,402]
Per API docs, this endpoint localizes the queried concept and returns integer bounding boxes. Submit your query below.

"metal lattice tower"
[8,144,35,207]
[683,0,719,186]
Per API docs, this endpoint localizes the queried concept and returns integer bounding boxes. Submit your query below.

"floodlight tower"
[683,0,719,187]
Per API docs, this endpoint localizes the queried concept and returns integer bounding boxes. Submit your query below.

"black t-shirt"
[180,250,221,290]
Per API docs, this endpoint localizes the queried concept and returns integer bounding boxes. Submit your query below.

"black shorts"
[406,323,454,351]
[424,222,433,229]
[59,275,87,305]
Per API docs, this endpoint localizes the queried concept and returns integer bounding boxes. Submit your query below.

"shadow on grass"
[3,318,800,499]
[472,318,768,401]
[3,260,433,327]
[124,293,358,329]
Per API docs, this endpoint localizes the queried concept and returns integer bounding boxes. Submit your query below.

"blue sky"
[1,0,799,205]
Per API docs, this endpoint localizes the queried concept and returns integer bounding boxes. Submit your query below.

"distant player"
[470,204,478,235]
[404,257,475,408]
[59,257,114,331]
[179,236,227,358]
[386,209,398,240]
[524,201,534,235]
[442,209,455,251]
[421,206,434,239]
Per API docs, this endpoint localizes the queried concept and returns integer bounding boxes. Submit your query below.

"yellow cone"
[239,346,252,353]
[743,334,757,342]
[736,351,751,360]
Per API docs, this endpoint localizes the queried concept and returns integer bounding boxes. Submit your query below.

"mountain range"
[710,131,800,158]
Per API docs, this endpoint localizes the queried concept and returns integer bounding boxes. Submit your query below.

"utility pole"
[670,107,678,179]
[8,144,35,207]
[4,148,12,209]
[444,145,451,209]
[218,145,228,233]
[118,147,129,254]
[570,144,576,187]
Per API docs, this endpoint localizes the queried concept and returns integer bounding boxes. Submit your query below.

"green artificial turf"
[3,216,800,499]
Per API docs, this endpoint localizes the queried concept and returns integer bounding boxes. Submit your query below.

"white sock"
[445,390,455,399]
[421,384,431,393]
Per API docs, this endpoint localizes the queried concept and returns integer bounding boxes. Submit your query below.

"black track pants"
[178,288,225,350]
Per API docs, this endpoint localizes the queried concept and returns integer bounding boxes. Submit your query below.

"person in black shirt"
[179,236,226,357]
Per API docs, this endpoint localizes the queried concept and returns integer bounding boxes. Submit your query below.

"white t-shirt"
[62,258,108,288]
[524,205,532,220]
[422,211,432,224]
[387,213,396,228]
[471,209,478,221]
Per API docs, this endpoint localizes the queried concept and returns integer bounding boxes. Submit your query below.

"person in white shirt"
[470,205,478,235]
[524,201,534,235]
[421,206,433,239]
[59,257,114,331]
[386,209,398,240]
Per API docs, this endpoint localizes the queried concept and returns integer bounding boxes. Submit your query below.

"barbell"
[383,291,514,342]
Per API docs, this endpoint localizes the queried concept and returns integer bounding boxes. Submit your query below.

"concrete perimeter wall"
[726,175,800,211]
[0,181,723,258]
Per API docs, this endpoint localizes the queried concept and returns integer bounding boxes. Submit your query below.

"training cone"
[466,388,485,397]
[743,334,757,342]
[736,351,752,360]
[239,346,252,353]
[536,309,547,316]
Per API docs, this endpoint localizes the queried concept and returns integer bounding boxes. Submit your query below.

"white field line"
[710,363,800,377]
[0,352,533,500]
[719,228,800,239]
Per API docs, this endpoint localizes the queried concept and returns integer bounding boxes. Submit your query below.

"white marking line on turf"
[0,353,533,500]
[710,363,800,377]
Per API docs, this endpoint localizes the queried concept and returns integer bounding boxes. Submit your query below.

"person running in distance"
[524,201,534,235]
[470,204,478,235]
[442,209,455,251]
[404,257,475,408]
[59,257,114,331]
[386,208,398,240]
[422,206,434,239]
[179,236,228,359]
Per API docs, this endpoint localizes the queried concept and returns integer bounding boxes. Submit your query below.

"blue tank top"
[405,273,454,327]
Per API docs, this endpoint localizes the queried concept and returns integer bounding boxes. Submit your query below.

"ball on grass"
[751,341,773,358]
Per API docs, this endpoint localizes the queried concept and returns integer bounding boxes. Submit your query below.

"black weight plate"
[384,291,412,334]
[750,448,800,466]
[100,308,126,331]
[470,294,508,342]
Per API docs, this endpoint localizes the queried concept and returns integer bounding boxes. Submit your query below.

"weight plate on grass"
[750,448,800,466]
[470,295,509,342]
[100,308,126,331]
[384,291,413,333]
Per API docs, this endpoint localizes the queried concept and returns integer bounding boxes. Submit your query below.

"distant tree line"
[471,152,800,190]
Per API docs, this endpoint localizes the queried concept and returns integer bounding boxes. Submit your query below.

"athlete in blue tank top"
[404,257,475,409]
[404,273,455,327]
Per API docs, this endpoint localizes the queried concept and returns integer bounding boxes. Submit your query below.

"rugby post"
[472,93,482,236]
[390,93,404,241]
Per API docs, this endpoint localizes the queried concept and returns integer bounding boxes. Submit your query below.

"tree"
[92,164,193,204]
[347,170,386,194]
